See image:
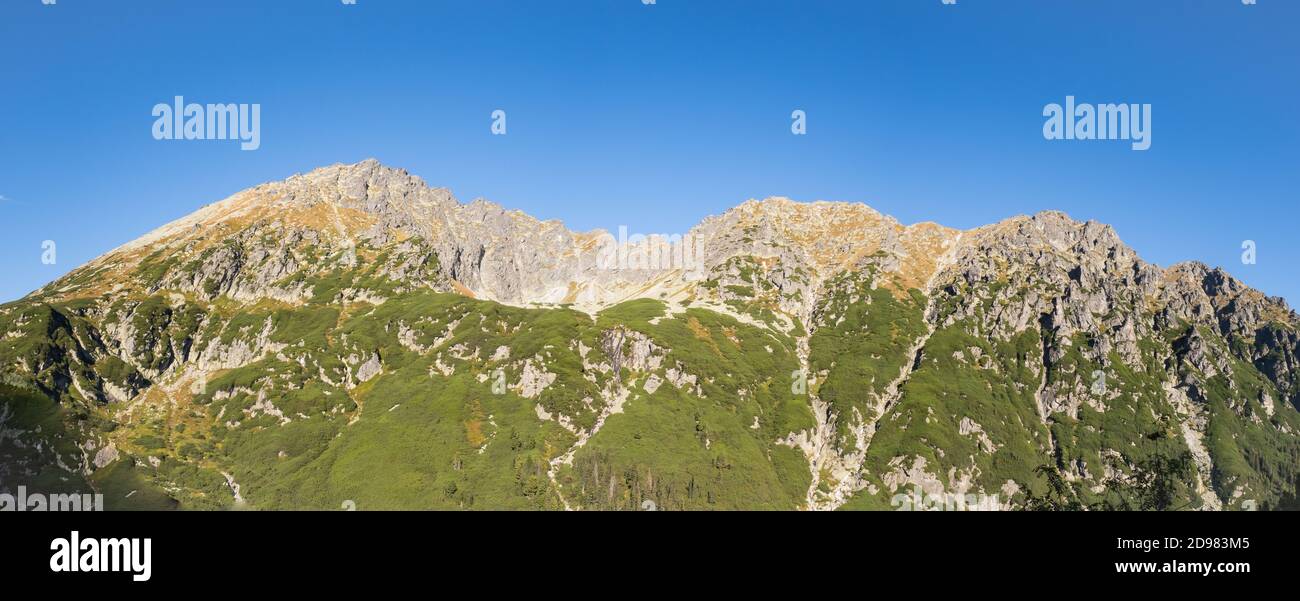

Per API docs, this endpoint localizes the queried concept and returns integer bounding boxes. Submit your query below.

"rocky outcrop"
[7,159,1299,511]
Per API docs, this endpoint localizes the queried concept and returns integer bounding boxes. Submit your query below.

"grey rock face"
[35,160,1300,418]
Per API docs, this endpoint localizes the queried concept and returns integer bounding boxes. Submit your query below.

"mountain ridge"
[35,159,1290,316]
[4,159,1298,511]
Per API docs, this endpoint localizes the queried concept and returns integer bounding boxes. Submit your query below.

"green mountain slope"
[3,161,1297,510]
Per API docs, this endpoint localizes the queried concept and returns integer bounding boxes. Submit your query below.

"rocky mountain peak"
[7,160,1300,513]
[33,161,1292,329]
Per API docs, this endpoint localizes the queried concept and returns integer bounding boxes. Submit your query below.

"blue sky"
[1,0,1296,304]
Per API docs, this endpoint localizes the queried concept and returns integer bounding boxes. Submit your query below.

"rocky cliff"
[2,160,1297,510]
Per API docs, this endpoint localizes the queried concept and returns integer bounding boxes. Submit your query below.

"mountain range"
[2,159,1298,510]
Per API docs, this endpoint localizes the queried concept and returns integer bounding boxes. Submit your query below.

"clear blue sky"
[2,0,1296,305]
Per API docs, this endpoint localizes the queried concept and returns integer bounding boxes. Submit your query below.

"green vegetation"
[809,268,928,452]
